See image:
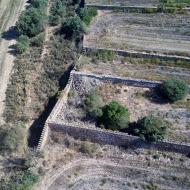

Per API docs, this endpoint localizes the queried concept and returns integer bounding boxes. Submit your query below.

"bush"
[129,115,168,142]
[0,123,27,153]
[16,8,45,37]
[61,16,86,40]
[79,7,97,25]
[30,33,44,47]
[16,35,30,54]
[84,93,104,118]
[80,141,94,155]
[159,78,188,102]
[49,0,66,25]
[100,101,129,130]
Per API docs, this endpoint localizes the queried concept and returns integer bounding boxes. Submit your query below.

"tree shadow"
[144,87,169,105]
[1,26,19,40]
[7,44,17,56]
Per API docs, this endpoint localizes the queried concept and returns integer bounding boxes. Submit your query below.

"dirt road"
[0,0,27,124]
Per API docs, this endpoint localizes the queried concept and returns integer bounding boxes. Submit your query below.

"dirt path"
[0,0,27,124]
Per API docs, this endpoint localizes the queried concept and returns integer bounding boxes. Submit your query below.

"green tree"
[130,115,168,142]
[16,8,45,37]
[159,78,188,102]
[15,35,30,54]
[61,16,86,40]
[49,0,66,25]
[100,101,129,130]
[79,7,97,25]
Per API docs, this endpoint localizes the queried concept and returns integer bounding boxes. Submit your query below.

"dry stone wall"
[37,71,190,155]
[49,122,190,155]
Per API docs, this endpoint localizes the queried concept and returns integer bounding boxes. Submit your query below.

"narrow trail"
[0,0,27,124]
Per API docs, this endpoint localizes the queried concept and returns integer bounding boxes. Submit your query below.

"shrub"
[60,16,86,40]
[100,101,129,130]
[16,35,30,54]
[96,49,116,62]
[30,33,44,47]
[49,0,66,25]
[80,141,94,155]
[79,7,97,25]
[84,93,104,118]
[0,123,28,153]
[16,8,45,37]
[129,115,168,142]
[159,78,188,102]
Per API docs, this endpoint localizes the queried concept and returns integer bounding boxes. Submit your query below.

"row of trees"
[84,78,188,142]
[15,0,48,54]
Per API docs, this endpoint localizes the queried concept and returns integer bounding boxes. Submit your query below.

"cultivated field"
[37,136,190,190]
[84,10,190,57]
[86,0,159,7]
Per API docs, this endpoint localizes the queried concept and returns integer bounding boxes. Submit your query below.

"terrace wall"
[72,70,161,88]
[83,46,190,62]
[49,122,190,155]
[86,4,158,12]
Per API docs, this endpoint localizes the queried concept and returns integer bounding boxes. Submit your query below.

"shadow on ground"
[28,65,74,147]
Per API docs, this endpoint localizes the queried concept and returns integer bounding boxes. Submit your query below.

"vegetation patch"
[79,7,97,25]
[159,78,188,102]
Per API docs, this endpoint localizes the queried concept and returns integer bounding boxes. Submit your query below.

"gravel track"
[0,0,27,124]
[41,158,190,190]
